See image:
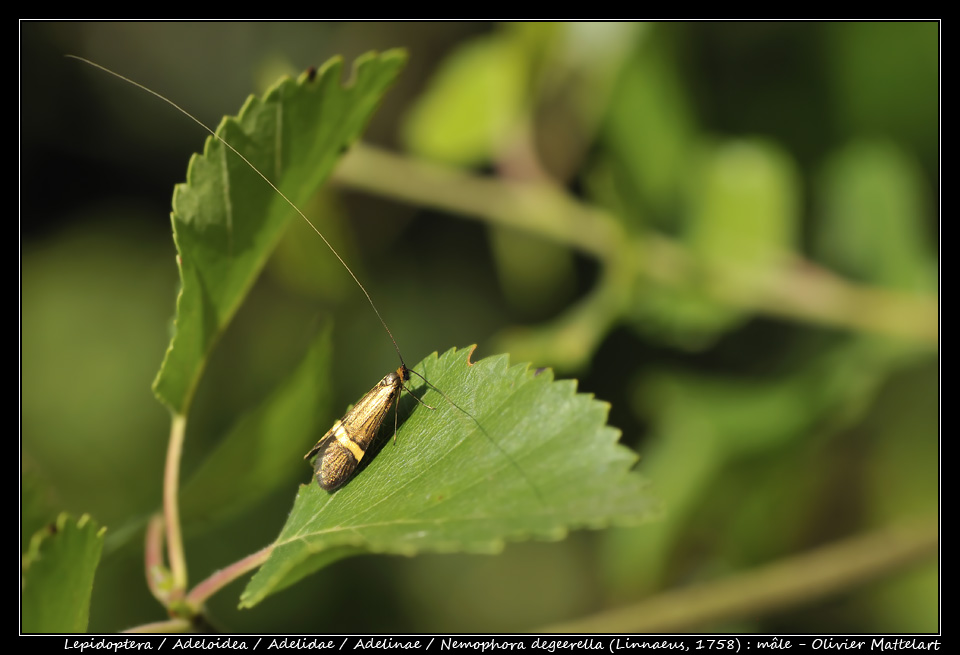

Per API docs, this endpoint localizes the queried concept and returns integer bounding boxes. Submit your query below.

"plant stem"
[537,518,937,633]
[334,144,937,345]
[144,514,171,605]
[184,545,274,611]
[123,618,192,633]
[336,143,622,259]
[164,413,188,598]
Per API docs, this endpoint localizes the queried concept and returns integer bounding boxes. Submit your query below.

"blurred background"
[21,22,938,633]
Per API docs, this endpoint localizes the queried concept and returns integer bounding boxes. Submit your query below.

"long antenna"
[72,55,547,505]
[67,55,407,368]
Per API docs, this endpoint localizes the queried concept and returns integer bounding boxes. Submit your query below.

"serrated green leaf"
[21,514,105,633]
[152,50,407,413]
[180,325,334,527]
[240,347,656,608]
[21,462,60,556]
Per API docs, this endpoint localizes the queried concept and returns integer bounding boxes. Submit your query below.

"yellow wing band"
[332,421,366,462]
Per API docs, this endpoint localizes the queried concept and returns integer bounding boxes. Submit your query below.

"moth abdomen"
[311,425,362,491]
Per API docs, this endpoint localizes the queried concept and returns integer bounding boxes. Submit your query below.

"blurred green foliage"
[21,22,937,633]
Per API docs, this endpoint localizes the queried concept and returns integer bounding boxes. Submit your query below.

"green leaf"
[180,325,334,527]
[152,50,407,413]
[603,25,696,225]
[815,140,935,292]
[240,347,656,608]
[21,514,106,633]
[401,35,528,165]
[603,335,923,593]
[21,461,60,555]
[686,139,799,276]
[628,139,800,349]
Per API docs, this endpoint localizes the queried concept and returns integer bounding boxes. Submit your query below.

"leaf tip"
[465,344,479,366]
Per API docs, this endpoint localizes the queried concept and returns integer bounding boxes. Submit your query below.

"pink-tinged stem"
[184,544,274,611]
[144,513,171,604]
[123,618,192,633]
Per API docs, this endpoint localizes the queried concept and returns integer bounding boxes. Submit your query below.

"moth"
[71,55,537,498]
[303,366,407,491]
